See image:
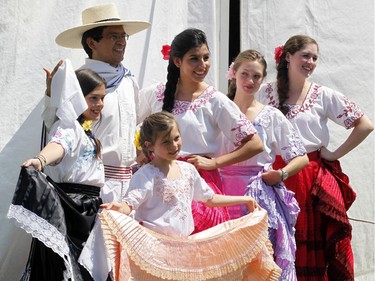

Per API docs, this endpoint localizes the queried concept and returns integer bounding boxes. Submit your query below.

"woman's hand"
[319,146,337,161]
[261,169,283,185]
[187,155,217,170]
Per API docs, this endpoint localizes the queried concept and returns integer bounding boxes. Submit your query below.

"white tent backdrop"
[0,0,373,280]
[0,0,221,279]
[241,1,374,280]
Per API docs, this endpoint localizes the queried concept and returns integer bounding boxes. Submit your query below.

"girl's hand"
[319,146,337,161]
[100,202,132,215]
[187,155,216,170]
[22,159,43,171]
[261,169,283,185]
[44,60,63,97]
[244,196,259,213]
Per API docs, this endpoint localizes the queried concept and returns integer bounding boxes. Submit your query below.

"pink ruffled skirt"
[100,208,281,280]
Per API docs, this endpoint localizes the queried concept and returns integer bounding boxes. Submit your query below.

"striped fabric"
[104,165,132,180]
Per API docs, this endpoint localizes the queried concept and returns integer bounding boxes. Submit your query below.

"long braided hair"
[276,35,318,115]
[227,50,267,101]
[162,28,209,112]
[75,69,106,158]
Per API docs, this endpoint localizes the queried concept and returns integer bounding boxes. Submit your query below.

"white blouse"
[256,82,364,153]
[45,119,105,188]
[43,59,140,168]
[124,161,214,238]
[219,105,306,167]
[139,83,257,157]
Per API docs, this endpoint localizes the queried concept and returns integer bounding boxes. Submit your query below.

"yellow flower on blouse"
[82,120,93,132]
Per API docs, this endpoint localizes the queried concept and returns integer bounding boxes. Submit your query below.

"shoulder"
[265,105,285,119]
[131,163,155,181]
[260,81,277,92]
[256,82,278,104]
[204,87,237,108]
[256,105,282,127]
[206,86,227,101]
[177,160,195,170]
[140,82,165,93]
[125,75,139,87]
[309,83,349,104]
[140,82,165,100]
[50,119,81,134]
[177,161,198,176]
[315,83,343,97]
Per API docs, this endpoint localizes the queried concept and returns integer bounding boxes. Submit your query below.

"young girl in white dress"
[100,111,282,280]
[219,50,309,280]
[7,60,106,281]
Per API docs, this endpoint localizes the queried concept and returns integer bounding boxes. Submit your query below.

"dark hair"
[227,49,267,101]
[75,69,106,158]
[140,111,179,160]
[162,28,209,112]
[277,35,319,115]
[81,26,106,58]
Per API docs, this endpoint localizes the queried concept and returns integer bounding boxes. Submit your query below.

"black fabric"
[11,167,102,281]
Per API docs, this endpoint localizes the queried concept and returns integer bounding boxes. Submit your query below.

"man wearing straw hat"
[43,3,151,205]
[41,6,150,279]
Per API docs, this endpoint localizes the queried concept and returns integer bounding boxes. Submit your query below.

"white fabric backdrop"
[0,0,373,280]
[241,0,374,280]
[0,0,221,280]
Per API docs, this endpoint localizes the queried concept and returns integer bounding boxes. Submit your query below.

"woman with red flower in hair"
[138,28,264,234]
[256,34,374,281]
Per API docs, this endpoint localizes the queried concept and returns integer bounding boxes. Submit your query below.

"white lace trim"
[7,204,79,280]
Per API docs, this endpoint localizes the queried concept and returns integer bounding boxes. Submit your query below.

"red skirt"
[178,157,230,234]
[274,151,355,281]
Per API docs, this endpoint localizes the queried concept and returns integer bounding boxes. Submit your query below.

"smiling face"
[89,25,128,67]
[234,60,265,96]
[82,84,106,121]
[174,44,211,84]
[287,43,319,78]
[149,125,182,163]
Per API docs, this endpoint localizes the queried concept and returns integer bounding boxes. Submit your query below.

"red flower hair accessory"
[161,44,171,60]
[274,45,284,64]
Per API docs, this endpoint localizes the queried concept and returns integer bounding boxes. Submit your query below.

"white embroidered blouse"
[256,82,364,153]
[220,105,306,166]
[124,161,214,238]
[45,119,105,188]
[139,83,257,157]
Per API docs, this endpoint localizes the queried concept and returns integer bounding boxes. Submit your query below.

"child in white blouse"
[101,111,259,237]
[9,61,107,280]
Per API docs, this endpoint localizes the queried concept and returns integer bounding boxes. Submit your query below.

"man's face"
[89,26,128,67]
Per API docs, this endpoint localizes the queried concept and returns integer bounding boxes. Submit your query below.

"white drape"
[0,0,373,280]
[241,1,374,279]
[0,0,221,280]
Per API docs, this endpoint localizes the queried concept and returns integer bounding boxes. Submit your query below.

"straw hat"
[55,3,151,48]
